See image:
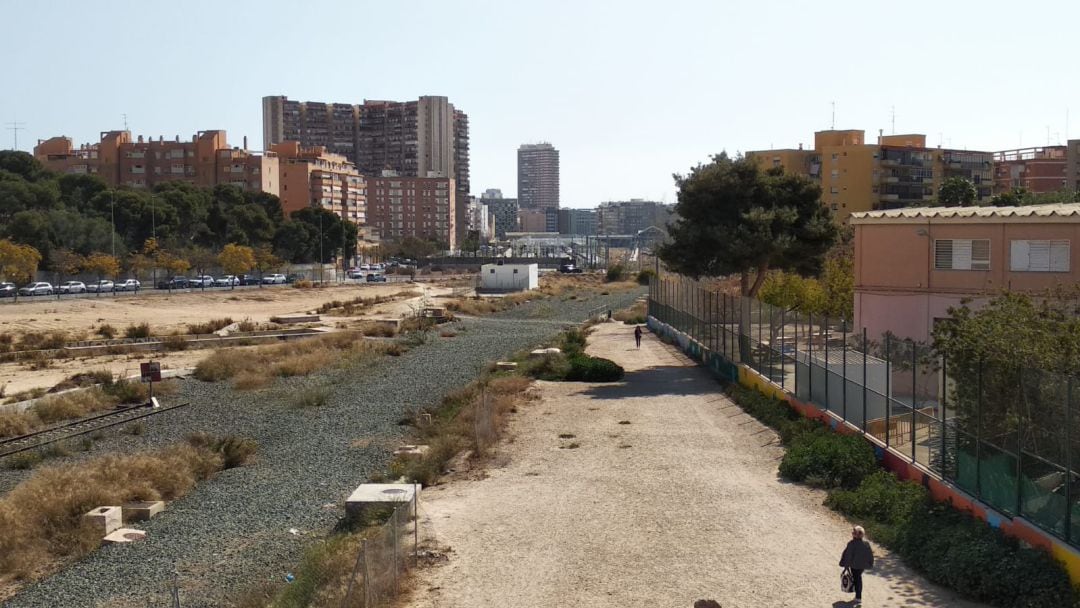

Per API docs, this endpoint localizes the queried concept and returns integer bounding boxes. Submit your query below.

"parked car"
[262,273,286,285]
[156,276,189,290]
[285,274,303,284]
[347,268,365,279]
[189,275,215,288]
[58,281,87,294]
[0,282,15,297]
[239,274,262,286]
[113,279,141,291]
[366,273,387,283]
[19,282,53,296]
[87,279,114,293]
[215,275,240,287]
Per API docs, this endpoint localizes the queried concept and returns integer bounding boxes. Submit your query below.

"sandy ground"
[406,322,989,608]
[0,282,448,396]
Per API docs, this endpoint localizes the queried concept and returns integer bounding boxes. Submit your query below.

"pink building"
[851,204,1080,341]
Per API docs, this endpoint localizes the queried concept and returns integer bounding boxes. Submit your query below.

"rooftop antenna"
[891,106,896,134]
[5,115,26,150]
[122,114,128,131]
[830,101,835,130]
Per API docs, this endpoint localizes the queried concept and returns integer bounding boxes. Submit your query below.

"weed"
[186,318,234,335]
[6,451,42,470]
[290,385,330,409]
[124,323,151,339]
[125,422,146,436]
[97,324,117,339]
[194,332,398,383]
[0,410,40,438]
[236,318,257,332]
[161,334,188,351]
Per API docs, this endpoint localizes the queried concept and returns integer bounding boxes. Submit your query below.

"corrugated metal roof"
[850,203,1080,222]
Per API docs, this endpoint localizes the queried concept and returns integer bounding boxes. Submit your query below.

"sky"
[3,0,1079,208]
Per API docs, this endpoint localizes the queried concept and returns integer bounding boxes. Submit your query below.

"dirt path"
[406,322,989,608]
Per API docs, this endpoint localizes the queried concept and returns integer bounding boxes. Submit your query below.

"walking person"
[839,525,874,605]
[634,325,643,349]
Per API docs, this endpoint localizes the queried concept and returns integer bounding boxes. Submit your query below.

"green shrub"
[896,502,1075,608]
[101,379,147,404]
[566,355,624,382]
[724,384,818,444]
[560,329,588,358]
[290,385,329,409]
[825,471,928,546]
[636,269,655,285]
[186,433,258,469]
[96,324,116,339]
[605,264,626,282]
[779,428,877,489]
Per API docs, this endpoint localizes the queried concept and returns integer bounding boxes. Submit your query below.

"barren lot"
[0,283,447,396]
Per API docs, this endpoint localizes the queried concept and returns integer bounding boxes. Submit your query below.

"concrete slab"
[103,528,147,544]
[83,506,122,536]
[529,348,561,357]
[394,444,431,460]
[495,362,518,371]
[122,500,165,522]
[346,483,420,518]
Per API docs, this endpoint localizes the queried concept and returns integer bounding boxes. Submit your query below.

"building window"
[1010,240,1069,272]
[934,239,990,271]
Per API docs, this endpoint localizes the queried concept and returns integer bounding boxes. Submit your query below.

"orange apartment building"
[270,142,366,224]
[365,171,456,249]
[851,203,1080,341]
[33,130,278,195]
[993,146,1069,193]
[748,130,994,222]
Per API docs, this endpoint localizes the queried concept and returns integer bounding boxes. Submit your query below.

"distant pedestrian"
[634,325,643,348]
[839,525,874,605]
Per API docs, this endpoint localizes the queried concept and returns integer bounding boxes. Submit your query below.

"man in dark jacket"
[839,525,874,604]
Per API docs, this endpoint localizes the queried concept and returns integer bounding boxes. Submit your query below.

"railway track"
[0,400,191,459]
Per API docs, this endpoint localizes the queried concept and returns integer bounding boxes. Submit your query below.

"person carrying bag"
[839,525,874,605]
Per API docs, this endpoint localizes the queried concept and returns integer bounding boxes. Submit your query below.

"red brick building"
[365,172,456,249]
[993,146,1068,194]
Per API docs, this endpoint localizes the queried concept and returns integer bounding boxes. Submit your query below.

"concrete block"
[529,347,561,357]
[346,483,420,518]
[393,444,430,460]
[495,361,518,371]
[103,528,147,544]
[83,506,122,536]
[123,500,165,522]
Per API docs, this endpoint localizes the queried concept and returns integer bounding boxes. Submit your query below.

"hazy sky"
[3,0,1078,208]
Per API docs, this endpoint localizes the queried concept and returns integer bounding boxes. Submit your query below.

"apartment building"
[263,95,470,241]
[852,203,1080,341]
[270,142,365,223]
[993,146,1069,193]
[365,171,457,249]
[518,143,560,210]
[485,195,519,239]
[596,199,671,235]
[517,208,551,233]
[748,130,994,222]
[1067,139,1080,191]
[558,208,597,236]
[465,198,495,242]
[34,130,278,194]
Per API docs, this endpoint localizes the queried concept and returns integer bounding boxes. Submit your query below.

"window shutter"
[935,240,953,270]
[953,240,973,269]
[1029,241,1051,271]
[1011,240,1030,271]
[970,240,990,270]
[1051,240,1070,271]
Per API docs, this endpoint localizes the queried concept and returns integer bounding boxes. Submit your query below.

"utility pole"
[110,192,116,258]
[5,118,26,150]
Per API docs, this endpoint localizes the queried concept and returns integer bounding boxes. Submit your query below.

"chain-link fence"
[649,274,1080,550]
[342,499,418,608]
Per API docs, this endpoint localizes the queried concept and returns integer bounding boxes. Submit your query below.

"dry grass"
[187,318,234,335]
[356,321,397,337]
[316,290,421,317]
[614,300,647,324]
[0,435,255,588]
[193,332,403,388]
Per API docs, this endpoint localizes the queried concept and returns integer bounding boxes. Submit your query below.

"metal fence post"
[885,333,891,448]
[912,340,918,463]
[1067,377,1073,543]
[941,352,948,475]
[976,359,983,499]
[808,313,814,403]
[1016,367,1024,517]
[362,539,370,608]
[343,539,365,608]
[842,318,848,422]
[824,315,830,409]
[392,507,400,595]
[862,328,868,433]
[414,491,419,566]
[780,308,786,390]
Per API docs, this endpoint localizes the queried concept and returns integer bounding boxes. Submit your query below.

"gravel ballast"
[2,287,644,608]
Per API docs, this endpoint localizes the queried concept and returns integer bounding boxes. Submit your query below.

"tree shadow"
[578,364,717,400]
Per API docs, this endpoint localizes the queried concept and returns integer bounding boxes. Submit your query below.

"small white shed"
[479,263,539,292]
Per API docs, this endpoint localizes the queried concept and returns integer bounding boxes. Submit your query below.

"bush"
[605,264,626,282]
[290,385,329,409]
[896,502,1075,607]
[101,379,148,404]
[778,428,877,489]
[566,355,624,382]
[124,322,151,339]
[636,268,656,285]
[520,353,571,381]
[186,433,258,469]
[161,334,188,351]
[96,324,116,339]
[560,328,588,358]
[824,471,928,546]
[187,318,234,335]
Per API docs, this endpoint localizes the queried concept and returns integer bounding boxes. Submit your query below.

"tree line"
[0,150,358,279]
